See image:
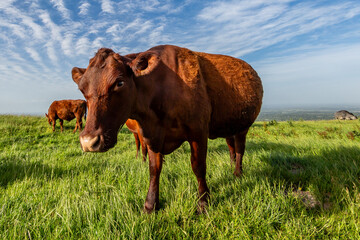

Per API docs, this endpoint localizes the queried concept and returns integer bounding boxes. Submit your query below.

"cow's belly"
[57,111,75,121]
[145,134,185,155]
[208,107,258,139]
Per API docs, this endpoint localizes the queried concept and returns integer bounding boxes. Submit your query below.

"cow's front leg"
[59,119,64,132]
[52,120,56,132]
[189,136,210,213]
[144,149,163,213]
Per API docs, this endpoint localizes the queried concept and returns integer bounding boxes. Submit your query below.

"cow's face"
[72,49,137,152]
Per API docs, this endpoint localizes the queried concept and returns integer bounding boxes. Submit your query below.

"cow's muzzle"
[79,135,104,152]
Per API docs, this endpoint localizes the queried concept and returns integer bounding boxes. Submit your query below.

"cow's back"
[195,52,263,138]
[138,45,263,142]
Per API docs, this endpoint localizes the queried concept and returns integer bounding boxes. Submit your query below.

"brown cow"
[45,99,87,133]
[126,119,148,161]
[72,45,263,213]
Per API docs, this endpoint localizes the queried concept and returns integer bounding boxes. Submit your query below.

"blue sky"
[1,0,360,114]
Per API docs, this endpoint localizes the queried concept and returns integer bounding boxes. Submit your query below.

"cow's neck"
[129,76,168,152]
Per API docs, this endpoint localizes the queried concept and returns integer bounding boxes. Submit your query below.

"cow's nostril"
[80,135,103,152]
[90,135,100,149]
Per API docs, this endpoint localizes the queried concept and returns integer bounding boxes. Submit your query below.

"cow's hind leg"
[226,137,236,163]
[73,117,81,133]
[189,135,210,213]
[133,133,140,158]
[144,149,163,213]
[138,133,148,162]
[79,118,83,131]
[233,128,249,177]
[141,143,148,162]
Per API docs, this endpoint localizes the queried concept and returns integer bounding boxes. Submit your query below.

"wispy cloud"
[50,0,71,20]
[61,33,75,56]
[0,0,16,9]
[39,11,62,42]
[45,41,58,65]
[194,0,360,56]
[101,0,114,14]
[79,1,90,16]
[25,47,42,64]
[76,37,91,55]
[1,4,46,40]
[0,19,26,39]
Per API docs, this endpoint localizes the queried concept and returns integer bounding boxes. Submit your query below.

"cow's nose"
[80,135,102,152]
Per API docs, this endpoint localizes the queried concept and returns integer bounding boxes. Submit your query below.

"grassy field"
[0,115,359,239]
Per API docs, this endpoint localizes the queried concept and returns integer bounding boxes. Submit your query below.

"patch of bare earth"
[292,190,332,210]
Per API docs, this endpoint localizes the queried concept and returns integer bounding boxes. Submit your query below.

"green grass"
[0,115,360,239]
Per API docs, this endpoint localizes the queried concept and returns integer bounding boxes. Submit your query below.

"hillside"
[258,107,360,121]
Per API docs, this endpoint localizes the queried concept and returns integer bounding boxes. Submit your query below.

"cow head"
[72,48,159,152]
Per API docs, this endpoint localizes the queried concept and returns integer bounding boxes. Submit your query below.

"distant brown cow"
[72,45,263,213]
[46,99,86,133]
[126,119,148,161]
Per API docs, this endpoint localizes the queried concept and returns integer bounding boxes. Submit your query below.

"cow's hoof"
[233,170,243,177]
[143,201,157,214]
[197,200,208,214]
[143,206,154,214]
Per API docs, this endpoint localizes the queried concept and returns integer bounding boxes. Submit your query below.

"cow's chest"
[141,120,187,155]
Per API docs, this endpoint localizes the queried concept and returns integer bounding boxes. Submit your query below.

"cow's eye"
[116,81,124,87]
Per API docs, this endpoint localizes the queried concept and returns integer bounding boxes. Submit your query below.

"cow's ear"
[45,113,48,118]
[72,67,86,85]
[128,51,160,77]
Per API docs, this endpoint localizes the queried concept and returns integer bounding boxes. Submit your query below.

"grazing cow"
[335,110,358,120]
[72,45,263,213]
[46,99,87,133]
[126,119,148,161]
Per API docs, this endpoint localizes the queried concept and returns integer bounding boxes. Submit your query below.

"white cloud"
[40,11,62,41]
[61,33,74,56]
[0,20,26,39]
[76,37,91,55]
[92,37,105,49]
[0,5,46,40]
[101,0,114,14]
[79,1,90,15]
[106,24,120,35]
[50,0,71,20]
[45,41,58,65]
[25,47,42,64]
[0,0,16,9]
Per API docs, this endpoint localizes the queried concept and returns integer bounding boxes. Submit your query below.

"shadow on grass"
[0,151,125,188]
[209,140,360,210]
[0,157,68,188]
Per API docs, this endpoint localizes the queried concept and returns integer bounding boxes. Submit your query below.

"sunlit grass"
[0,115,359,239]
